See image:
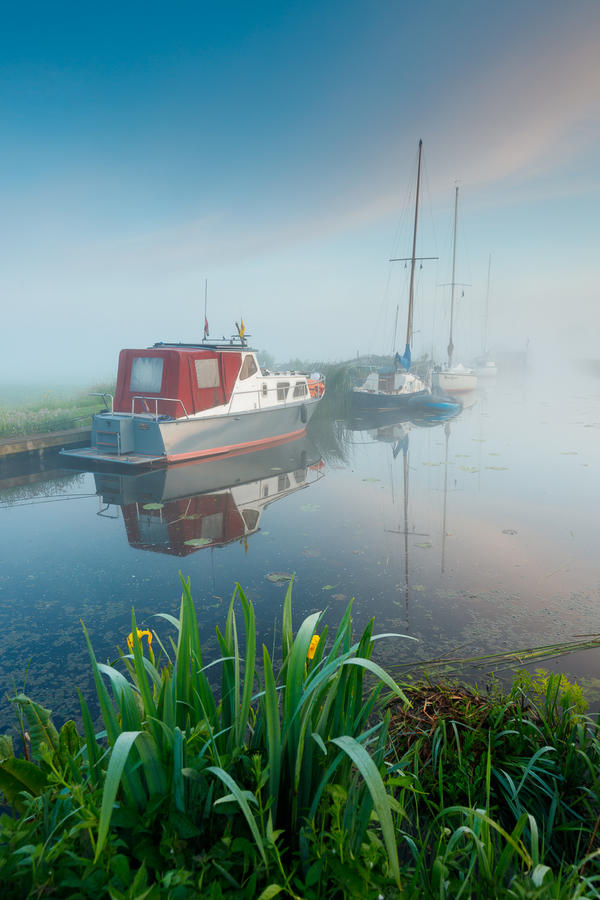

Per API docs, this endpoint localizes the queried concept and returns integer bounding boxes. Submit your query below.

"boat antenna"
[203,279,209,341]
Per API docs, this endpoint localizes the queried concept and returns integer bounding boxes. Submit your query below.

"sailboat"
[432,185,478,395]
[352,140,438,413]
[475,253,498,377]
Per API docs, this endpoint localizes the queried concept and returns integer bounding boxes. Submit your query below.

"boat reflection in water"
[93,435,324,555]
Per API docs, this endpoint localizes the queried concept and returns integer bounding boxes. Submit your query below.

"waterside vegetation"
[1,578,600,898]
[0,385,114,439]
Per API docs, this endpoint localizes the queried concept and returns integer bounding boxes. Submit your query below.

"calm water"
[1,370,599,733]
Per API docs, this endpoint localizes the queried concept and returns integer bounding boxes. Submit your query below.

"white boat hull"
[62,398,321,466]
[432,369,478,394]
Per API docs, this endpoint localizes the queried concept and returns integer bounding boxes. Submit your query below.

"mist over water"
[0,366,599,734]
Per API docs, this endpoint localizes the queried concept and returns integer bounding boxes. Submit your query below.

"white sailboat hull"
[432,368,478,394]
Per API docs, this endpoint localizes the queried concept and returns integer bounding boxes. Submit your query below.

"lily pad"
[322,585,335,591]
[142,503,164,510]
[184,538,213,547]
[266,572,293,584]
[412,585,426,592]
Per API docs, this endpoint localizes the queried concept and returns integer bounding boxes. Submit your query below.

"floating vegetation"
[459,465,479,473]
[183,537,213,547]
[485,465,509,471]
[415,542,432,549]
[300,503,320,512]
[142,502,164,510]
[265,572,294,583]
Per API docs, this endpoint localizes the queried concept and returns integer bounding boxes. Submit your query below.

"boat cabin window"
[239,355,258,380]
[293,382,308,398]
[277,382,290,401]
[195,358,220,389]
[130,357,164,394]
[261,383,268,396]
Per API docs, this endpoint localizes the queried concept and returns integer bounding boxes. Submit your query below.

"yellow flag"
[240,318,246,338]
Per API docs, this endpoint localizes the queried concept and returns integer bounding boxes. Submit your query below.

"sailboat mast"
[406,139,423,347]
[448,185,458,368]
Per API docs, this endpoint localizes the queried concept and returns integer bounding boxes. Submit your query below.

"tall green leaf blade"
[77,689,101,783]
[281,575,295,665]
[341,658,410,705]
[97,664,142,731]
[81,623,120,746]
[135,732,168,798]
[95,730,142,860]
[173,726,185,813]
[237,585,256,747]
[129,611,160,742]
[262,645,281,817]
[331,735,400,886]
[207,765,267,865]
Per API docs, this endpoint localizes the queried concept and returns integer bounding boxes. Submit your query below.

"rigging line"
[368,143,421,358]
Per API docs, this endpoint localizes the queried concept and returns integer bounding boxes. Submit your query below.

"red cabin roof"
[113,347,242,417]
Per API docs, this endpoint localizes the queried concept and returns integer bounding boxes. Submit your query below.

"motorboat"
[61,330,325,467]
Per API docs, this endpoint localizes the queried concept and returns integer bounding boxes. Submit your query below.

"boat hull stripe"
[165,427,308,462]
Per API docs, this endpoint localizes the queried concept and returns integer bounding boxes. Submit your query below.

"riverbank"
[0,427,91,463]
[1,577,599,899]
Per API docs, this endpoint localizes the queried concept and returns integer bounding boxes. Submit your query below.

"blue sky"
[1,0,599,382]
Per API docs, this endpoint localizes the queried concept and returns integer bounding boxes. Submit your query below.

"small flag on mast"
[204,317,209,338]
[239,318,246,339]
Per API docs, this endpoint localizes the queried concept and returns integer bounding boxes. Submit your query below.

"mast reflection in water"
[345,402,463,626]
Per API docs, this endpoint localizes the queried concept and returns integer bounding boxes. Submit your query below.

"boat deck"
[60,447,166,467]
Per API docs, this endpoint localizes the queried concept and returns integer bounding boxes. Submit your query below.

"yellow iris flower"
[307,634,320,661]
[126,628,153,652]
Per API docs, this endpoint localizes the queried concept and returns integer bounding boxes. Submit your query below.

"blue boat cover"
[395,344,411,371]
